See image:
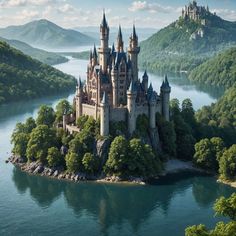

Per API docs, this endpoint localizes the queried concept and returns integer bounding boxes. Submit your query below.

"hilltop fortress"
[64,13,171,136]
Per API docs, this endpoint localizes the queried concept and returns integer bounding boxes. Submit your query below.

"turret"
[127,80,137,135]
[111,61,118,107]
[116,25,124,52]
[75,77,83,119]
[149,91,156,129]
[98,11,110,72]
[161,75,171,121]
[142,70,149,92]
[92,44,98,66]
[100,92,109,136]
[128,24,140,82]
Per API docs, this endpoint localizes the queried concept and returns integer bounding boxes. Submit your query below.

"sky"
[0,0,236,29]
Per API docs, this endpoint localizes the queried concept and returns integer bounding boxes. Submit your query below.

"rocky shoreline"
[8,156,146,185]
[217,178,236,188]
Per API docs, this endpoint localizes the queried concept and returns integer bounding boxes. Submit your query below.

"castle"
[64,12,171,136]
[182,1,209,23]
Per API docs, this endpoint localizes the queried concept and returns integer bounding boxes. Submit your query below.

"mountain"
[0,41,76,104]
[0,19,96,49]
[0,37,68,65]
[189,47,236,89]
[139,9,236,73]
[74,26,158,44]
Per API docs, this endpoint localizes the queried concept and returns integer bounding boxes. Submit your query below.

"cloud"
[58,4,76,14]
[0,0,56,8]
[212,8,236,21]
[128,1,175,14]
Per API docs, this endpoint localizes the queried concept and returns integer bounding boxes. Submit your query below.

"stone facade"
[66,12,171,136]
[182,1,210,23]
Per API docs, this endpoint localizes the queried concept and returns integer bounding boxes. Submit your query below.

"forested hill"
[189,47,236,88]
[0,41,76,104]
[0,37,68,65]
[139,12,236,72]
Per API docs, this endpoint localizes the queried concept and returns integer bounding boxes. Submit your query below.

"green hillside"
[0,41,76,104]
[0,37,68,65]
[189,47,236,88]
[0,19,96,49]
[139,13,236,73]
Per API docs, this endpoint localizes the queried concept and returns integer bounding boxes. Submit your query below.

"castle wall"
[109,107,127,122]
[82,104,99,119]
[135,104,149,117]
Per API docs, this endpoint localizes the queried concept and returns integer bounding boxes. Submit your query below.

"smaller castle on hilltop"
[182,0,210,24]
[63,12,171,137]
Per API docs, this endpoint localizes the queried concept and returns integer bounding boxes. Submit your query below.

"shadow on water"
[12,167,235,235]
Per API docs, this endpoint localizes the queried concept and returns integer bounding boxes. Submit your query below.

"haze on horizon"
[0,0,236,30]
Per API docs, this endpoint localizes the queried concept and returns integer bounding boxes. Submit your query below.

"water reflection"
[12,167,234,235]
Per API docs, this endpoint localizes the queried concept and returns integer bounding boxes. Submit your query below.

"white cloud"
[128,1,175,14]
[0,0,56,8]
[212,8,236,21]
[58,4,76,14]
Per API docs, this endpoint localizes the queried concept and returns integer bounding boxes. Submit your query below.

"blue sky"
[0,0,236,29]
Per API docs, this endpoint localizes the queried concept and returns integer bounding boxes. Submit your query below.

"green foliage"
[219,145,236,180]
[55,99,73,123]
[156,113,176,158]
[76,115,89,129]
[189,48,236,89]
[36,105,55,127]
[65,152,81,173]
[26,125,57,163]
[110,121,127,137]
[128,138,161,177]
[139,14,236,72]
[82,153,99,175]
[0,41,76,104]
[196,84,236,145]
[104,136,128,176]
[214,193,236,221]
[136,114,149,135]
[193,137,225,171]
[47,147,63,168]
[185,193,236,236]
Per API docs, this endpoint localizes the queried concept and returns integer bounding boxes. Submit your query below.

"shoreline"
[217,178,236,188]
[8,156,209,186]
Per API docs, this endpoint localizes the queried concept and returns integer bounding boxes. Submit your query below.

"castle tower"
[161,75,171,121]
[111,61,118,107]
[142,70,149,92]
[100,92,109,136]
[149,92,156,129]
[127,80,137,135]
[98,12,110,72]
[116,25,124,52]
[75,77,83,120]
[128,24,140,82]
[92,44,98,66]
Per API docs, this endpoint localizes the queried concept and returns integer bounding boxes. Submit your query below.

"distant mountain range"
[0,37,68,65]
[74,26,158,44]
[0,19,96,49]
[139,9,236,73]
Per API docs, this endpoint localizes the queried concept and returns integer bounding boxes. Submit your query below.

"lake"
[0,57,232,236]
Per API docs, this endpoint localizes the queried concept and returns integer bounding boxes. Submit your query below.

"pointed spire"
[111,43,115,53]
[128,80,136,93]
[101,9,108,28]
[132,24,138,40]
[101,91,108,104]
[89,49,93,60]
[93,44,97,59]
[118,25,122,40]
[164,74,170,87]
[143,70,148,79]
[78,77,82,89]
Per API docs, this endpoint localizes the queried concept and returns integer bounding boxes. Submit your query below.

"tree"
[82,153,99,175]
[26,125,57,163]
[65,152,81,173]
[219,145,236,180]
[12,133,29,158]
[25,117,36,133]
[36,105,55,127]
[136,114,149,136]
[185,193,236,236]
[47,147,63,168]
[214,193,236,221]
[55,99,72,123]
[193,137,225,171]
[170,98,181,117]
[104,136,128,176]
